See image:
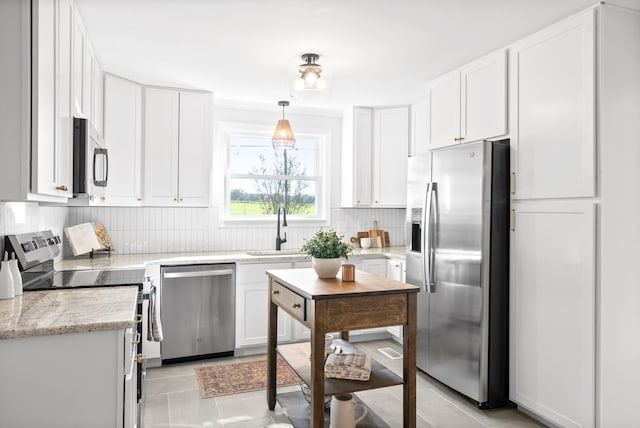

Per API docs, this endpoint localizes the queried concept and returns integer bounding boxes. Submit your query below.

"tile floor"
[143,340,545,428]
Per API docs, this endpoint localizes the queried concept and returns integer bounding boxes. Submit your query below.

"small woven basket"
[300,384,331,410]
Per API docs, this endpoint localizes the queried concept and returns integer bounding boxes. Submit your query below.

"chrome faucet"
[276,205,288,250]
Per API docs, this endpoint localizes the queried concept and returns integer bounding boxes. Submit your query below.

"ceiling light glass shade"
[291,53,329,93]
[315,76,328,90]
[294,79,305,91]
[272,119,296,149]
[302,68,320,84]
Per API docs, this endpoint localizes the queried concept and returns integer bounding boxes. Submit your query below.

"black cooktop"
[23,264,145,291]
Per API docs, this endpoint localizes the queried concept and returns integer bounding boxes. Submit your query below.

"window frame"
[222,121,330,224]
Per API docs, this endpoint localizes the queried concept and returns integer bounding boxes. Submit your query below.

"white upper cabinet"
[73,7,103,134]
[461,50,508,143]
[373,107,409,207]
[72,7,86,119]
[345,106,408,208]
[411,98,429,156]
[177,91,212,205]
[143,88,179,205]
[92,59,104,137]
[103,74,143,205]
[31,0,73,199]
[510,10,595,199]
[144,88,212,206]
[427,49,507,150]
[352,107,373,206]
[428,70,461,149]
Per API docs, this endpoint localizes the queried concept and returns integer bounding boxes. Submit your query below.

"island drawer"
[271,282,305,321]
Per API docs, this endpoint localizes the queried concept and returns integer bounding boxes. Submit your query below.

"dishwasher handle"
[162,269,234,279]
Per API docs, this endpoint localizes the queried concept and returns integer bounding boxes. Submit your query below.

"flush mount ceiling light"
[272,100,296,150]
[294,53,329,91]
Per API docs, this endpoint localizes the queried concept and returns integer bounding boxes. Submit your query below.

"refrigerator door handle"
[421,183,430,291]
[424,182,436,293]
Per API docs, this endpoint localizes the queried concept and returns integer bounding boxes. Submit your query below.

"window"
[226,127,325,220]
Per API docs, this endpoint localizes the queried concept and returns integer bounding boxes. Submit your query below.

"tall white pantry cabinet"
[509,5,640,428]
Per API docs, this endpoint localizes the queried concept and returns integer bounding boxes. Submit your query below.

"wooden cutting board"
[355,231,368,247]
[369,220,381,245]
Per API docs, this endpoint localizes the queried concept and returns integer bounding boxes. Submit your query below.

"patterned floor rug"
[195,357,302,399]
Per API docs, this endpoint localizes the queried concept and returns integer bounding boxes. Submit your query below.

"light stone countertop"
[0,286,138,340]
[7,246,405,340]
[54,246,407,271]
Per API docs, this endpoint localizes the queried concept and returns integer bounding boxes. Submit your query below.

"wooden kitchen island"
[266,268,419,428]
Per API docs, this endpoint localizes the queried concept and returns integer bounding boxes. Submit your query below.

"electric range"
[5,230,144,290]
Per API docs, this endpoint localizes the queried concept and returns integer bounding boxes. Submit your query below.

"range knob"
[21,242,35,252]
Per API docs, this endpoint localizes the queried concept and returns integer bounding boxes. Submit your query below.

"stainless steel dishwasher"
[160,263,235,362]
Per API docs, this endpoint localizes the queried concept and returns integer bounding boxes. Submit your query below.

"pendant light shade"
[272,100,296,149]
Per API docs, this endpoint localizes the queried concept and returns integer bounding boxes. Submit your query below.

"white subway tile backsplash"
[62,206,405,255]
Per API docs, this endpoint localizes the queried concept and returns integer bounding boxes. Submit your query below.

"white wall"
[597,5,640,426]
[0,202,68,257]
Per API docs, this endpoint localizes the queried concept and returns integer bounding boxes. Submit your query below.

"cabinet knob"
[273,290,280,295]
[179,198,183,202]
[100,197,106,201]
[137,198,142,201]
[454,137,465,141]
[173,198,177,201]
[55,185,68,191]
[292,303,301,309]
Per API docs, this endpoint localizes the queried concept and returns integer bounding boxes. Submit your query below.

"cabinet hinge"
[510,209,515,232]
[510,172,515,194]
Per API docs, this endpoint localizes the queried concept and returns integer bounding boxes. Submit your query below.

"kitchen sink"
[245,249,304,256]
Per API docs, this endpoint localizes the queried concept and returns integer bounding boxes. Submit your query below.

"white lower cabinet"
[359,257,387,277]
[291,261,312,341]
[386,258,405,342]
[0,328,134,427]
[510,201,595,428]
[236,262,293,349]
[350,257,389,338]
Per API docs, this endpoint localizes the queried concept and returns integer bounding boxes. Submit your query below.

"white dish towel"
[147,284,163,342]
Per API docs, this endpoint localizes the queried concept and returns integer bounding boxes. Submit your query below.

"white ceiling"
[76,0,639,112]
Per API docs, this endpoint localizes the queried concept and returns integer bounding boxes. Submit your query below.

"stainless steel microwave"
[73,117,108,197]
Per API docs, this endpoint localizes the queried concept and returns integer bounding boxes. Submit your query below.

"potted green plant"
[301,229,353,278]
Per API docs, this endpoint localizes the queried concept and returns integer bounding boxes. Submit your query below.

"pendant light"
[272,100,296,149]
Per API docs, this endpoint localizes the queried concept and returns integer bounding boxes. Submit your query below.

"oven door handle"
[162,269,234,279]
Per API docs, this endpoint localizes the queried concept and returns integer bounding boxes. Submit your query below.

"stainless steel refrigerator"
[405,140,510,408]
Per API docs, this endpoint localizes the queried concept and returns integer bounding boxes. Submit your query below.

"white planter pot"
[312,257,342,278]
